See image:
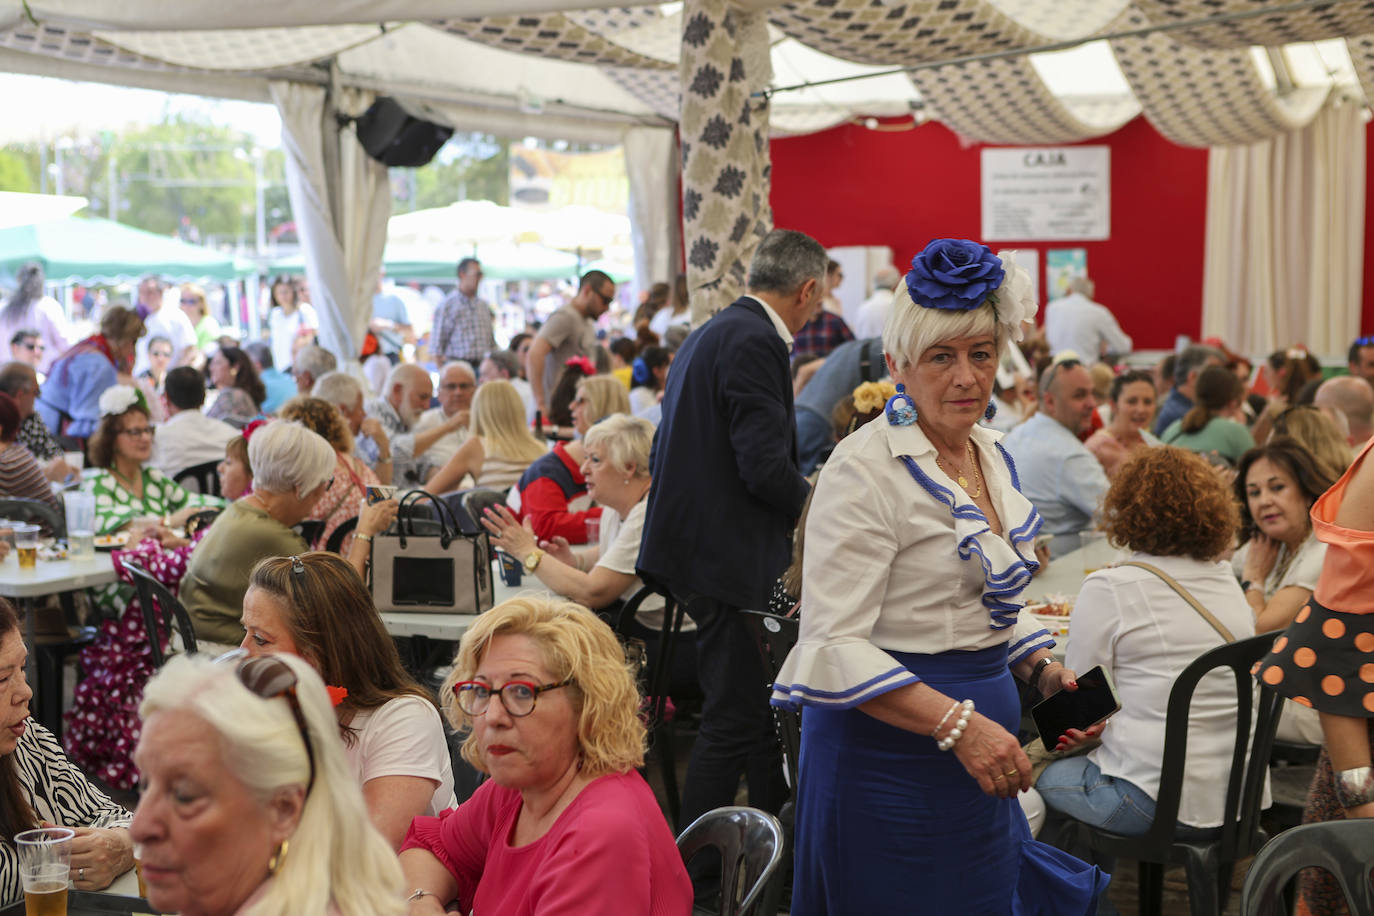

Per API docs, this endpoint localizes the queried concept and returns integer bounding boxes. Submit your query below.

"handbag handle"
[396,489,462,549]
[1115,561,1236,643]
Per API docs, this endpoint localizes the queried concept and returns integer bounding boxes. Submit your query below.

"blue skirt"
[791,645,1107,915]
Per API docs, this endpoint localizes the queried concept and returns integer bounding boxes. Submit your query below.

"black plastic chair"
[296,520,326,547]
[172,460,222,498]
[740,610,800,791]
[459,487,508,537]
[677,806,786,916]
[0,497,65,538]
[122,559,198,669]
[324,516,358,554]
[613,585,687,828]
[1239,818,1374,915]
[1065,632,1283,916]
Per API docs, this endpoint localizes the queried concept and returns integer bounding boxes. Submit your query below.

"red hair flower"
[325,685,349,707]
[565,356,596,376]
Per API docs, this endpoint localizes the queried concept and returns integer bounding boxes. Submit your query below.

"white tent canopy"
[1,0,1371,354]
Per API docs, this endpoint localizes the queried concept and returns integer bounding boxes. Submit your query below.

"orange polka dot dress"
[1256,437,1374,718]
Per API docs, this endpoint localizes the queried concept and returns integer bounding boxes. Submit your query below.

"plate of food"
[94,532,130,550]
[1024,595,1073,637]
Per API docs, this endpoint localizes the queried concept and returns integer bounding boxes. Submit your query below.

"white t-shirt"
[597,500,692,632]
[268,304,319,372]
[343,695,457,817]
[135,305,197,374]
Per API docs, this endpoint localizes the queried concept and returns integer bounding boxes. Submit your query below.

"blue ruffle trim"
[771,665,921,711]
[898,453,1041,631]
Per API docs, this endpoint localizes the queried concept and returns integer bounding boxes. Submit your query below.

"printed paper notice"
[981,147,1110,241]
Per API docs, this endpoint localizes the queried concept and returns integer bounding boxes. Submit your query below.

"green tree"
[399,132,510,210]
[0,150,35,192]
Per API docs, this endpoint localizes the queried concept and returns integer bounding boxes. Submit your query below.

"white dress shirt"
[1002,412,1109,557]
[850,289,893,340]
[150,408,239,480]
[1065,554,1265,828]
[1044,292,1133,360]
[773,418,1053,710]
[412,405,471,476]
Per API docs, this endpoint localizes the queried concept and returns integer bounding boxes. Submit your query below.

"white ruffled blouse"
[772,417,1054,710]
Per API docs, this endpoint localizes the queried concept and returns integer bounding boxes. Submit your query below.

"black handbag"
[370,490,493,614]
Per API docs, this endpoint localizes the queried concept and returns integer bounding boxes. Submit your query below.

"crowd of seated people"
[9,254,1374,916]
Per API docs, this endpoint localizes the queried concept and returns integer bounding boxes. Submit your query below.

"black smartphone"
[1031,665,1121,753]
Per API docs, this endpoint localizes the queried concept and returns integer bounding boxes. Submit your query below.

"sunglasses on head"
[218,649,316,796]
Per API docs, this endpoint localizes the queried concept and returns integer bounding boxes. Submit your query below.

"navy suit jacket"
[637,297,810,610]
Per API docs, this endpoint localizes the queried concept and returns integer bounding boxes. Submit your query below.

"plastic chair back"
[173,460,222,498]
[0,497,65,538]
[458,488,508,534]
[1075,631,1283,915]
[1239,818,1374,916]
[677,806,786,916]
[123,559,199,669]
[323,516,358,554]
[740,610,801,788]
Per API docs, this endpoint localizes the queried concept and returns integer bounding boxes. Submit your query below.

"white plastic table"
[378,559,531,641]
[0,551,118,697]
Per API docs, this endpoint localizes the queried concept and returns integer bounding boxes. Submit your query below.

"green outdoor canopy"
[270,242,581,283]
[0,217,248,284]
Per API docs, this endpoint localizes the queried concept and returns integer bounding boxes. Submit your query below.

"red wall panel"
[770,117,1210,350]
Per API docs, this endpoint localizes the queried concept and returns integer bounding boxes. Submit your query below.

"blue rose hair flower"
[906,238,1005,311]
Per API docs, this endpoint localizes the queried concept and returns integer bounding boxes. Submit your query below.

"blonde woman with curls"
[399,597,691,915]
[425,381,547,494]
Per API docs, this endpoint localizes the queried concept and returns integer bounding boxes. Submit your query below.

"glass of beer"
[15,826,72,916]
[14,525,40,570]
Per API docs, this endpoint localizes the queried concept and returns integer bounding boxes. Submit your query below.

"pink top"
[1312,435,1374,614]
[402,771,692,916]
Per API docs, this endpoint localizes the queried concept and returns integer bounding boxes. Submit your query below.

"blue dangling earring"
[885,383,918,426]
[984,398,998,421]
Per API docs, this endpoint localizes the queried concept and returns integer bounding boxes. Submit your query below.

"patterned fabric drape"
[679,0,773,323]
[1131,0,1374,49]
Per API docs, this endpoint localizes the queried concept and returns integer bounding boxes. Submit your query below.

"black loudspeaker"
[353,98,453,168]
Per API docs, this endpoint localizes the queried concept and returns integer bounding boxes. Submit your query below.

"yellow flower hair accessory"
[853,380,897,414]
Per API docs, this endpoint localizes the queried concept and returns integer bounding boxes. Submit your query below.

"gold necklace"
[934,441,983,499]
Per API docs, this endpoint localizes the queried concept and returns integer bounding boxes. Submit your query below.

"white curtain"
[1202,98,1365,356]
[623,126,680,297]
[271,80,391,368]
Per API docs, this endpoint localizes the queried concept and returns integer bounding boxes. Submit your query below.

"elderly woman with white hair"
[483,414,695,693]
[132,651,407,916]
[179,420,334,653]
[771,239,1106,914]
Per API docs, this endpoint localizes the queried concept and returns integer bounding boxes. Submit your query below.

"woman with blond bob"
[426,380,547,494]
[132,652,406,916]
[1038,447,1255,898]
[240,553,453,850]
[511,373,631,544]
[400,597,691,916]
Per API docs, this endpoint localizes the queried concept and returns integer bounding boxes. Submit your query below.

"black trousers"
[678,594,788,828]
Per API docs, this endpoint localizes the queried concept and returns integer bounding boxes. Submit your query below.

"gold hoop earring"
[268,840,289,876]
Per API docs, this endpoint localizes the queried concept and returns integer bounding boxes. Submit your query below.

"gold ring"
[1004,770,1020,778]
[992,773,1005,780]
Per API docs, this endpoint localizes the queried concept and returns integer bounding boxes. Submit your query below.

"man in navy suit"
[639,229,822,827]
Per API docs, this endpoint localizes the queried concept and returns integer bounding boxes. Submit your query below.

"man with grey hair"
[0,361,68,480]
[412,361,477,475]
[1153,343,1226,435]
[1003,358,1109,557]
[1315,375,1374,446]
[1044,276,1132,361]
[850,266,901,340]
[292,344,337,396]
[364,363,432,486]
[639,228,820,828]
[479,350,536,423]
[313,371,393,484]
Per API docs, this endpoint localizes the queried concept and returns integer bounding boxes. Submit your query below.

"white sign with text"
[981,147,1110,241]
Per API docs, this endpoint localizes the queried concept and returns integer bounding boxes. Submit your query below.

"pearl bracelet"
[936,699,975,751]
[931,701,961,738]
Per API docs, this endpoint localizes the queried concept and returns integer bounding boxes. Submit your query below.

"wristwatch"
[523,548,545,574]
[1240,579,1258,593]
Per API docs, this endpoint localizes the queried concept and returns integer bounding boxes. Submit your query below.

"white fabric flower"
[996,251,1038,342]
[97,385,140,417]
